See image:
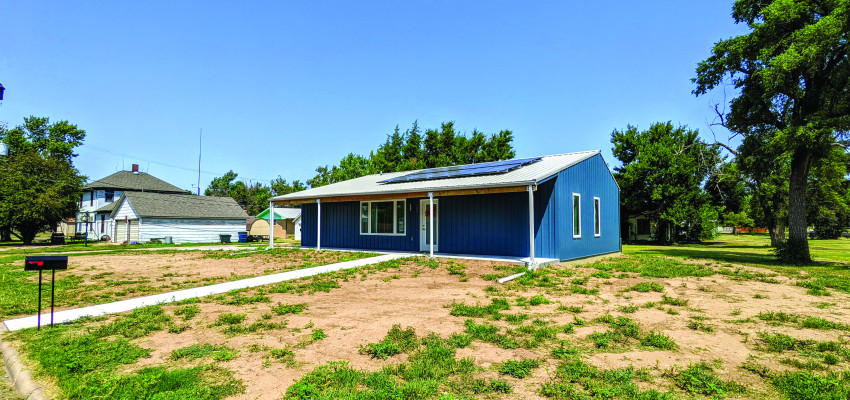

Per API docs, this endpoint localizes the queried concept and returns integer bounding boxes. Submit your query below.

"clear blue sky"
[0,1,747,192]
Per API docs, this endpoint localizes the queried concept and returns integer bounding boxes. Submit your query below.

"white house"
[76,164,186,239]
[109,192,248,244]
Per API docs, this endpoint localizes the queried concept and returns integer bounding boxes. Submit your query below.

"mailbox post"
[24,256,68,330]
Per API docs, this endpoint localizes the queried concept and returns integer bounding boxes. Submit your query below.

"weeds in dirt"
[619,304,639,313]
[359,325,418,359]
[214,313,246,326]
[286,332,508,399]
[686,318,715,333]
[540,356,672,399]
[173,304,201,320]
[641,331,678,350]
[498,359,540,378]
[271,302,308,315]
[667,362,746,398]
[625,282,664,293]
[220,291,270,305]
[171,344,237,361]
[661,294,689,306]
[11,311,244,399]
[448,298,510,319]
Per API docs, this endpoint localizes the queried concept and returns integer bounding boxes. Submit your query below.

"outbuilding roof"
[109,192,248,220]
[256,207,302,220]
[84,171,186,193]
[272,150,601,203]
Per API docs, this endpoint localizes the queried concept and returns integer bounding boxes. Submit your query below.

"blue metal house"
[269,150,620,264]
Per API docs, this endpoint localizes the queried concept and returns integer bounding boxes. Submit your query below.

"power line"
[81,144,275,183]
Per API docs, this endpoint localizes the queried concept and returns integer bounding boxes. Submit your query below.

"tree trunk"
[0,226,10,242]
[769,220,786,247]
[787,149,812,262]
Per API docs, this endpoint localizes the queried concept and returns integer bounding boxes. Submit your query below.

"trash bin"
[219,234,231,243]
[237,232,248,243]
[50,233,66,245]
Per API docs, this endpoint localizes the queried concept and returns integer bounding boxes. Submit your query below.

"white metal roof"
[272,150,601,202]
[274,207,302,219]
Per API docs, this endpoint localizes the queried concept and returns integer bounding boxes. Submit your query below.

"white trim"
[593,196,601,237]
[420,198,439,253]
[572,193,581,239]
[359,199,406,236]
[527,185,535,268]
[316,199,321,251]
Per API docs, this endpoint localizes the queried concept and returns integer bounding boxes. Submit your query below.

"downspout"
[267,201,274,250]
[527,185,536,269]
[317,199,322,251]
[428,192,434,258]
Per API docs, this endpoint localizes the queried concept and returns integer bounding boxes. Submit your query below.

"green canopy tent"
[251,207,302,240]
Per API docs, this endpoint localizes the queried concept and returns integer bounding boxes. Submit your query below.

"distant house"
[76,164,186,239]
[250,207,302,240]
[270,151,620,263]
[624,215,654,242]
[109,192,248,244]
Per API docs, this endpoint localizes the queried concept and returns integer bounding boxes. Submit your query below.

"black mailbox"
[25,256,68,271]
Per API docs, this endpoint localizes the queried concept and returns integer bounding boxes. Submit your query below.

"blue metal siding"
[534,153,620,261]
[439,192,529,257]
[301,201,419,251]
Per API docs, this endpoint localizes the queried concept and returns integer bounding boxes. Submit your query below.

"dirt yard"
[7,251,849,399]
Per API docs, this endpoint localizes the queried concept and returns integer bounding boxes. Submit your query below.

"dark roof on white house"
[109,192,248,220]
[272,150,603,202]
[84,171,186,193]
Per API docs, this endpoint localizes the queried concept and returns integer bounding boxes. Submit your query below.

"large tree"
[205,171,272,215]
[694,0,850,262]
[0,117,86,244]
[612,122,721,243]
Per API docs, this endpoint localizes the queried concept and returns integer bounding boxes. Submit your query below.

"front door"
[419,199,439,252]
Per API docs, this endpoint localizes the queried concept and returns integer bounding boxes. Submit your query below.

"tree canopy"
[612,122,720,243]
[307,121,516,188]
[0,117,86,244]
[694,0,850,262]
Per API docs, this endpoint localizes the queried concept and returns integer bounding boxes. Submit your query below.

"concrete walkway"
[3,253,408,331]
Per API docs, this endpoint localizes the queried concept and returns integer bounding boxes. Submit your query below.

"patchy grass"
[8,307,244,399]
[498,359,541,378]
[287,333,506,399]
[271,302,309,315]
[359,325,419,359]
[625,282,664,293]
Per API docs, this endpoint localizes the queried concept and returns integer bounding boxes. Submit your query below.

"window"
[360,200,405,235]
[593,197,601,237]
[105,190,114,202]
[572,193,581,238]
[89,191,93,206]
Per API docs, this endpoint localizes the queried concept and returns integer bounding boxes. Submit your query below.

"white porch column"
[268,201,274,249]
[428,192,434,258]
[528,185,536,268]
[316,199,321,251]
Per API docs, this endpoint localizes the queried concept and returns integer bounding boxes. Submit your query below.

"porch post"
[268,201,274,250]
[528,185,535,268]
[428,192,434,258]
[316,199,322,251]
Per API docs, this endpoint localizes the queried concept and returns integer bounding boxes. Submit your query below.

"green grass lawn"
[625,233,850,266]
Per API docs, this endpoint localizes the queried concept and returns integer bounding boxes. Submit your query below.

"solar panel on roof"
[378,156,542,184]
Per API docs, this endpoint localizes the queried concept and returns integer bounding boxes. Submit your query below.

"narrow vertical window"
[360,202,369,234]
[593,197,601,237]
[396,201,405,233]
[572,193,581,238]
